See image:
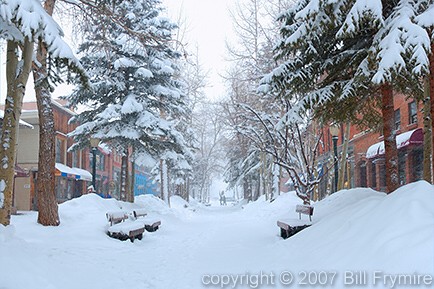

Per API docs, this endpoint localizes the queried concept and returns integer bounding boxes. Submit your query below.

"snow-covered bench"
[132,209,161,232]
[296,204,314,221]
[277,219,311,239]
[107,221,145,242]
[132,209,147,218]
[106,211,128,226]
[277,204,314,239]
[106,210,146,242]
[144,218,161,232]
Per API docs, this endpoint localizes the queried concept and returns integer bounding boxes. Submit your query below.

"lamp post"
[90,137,100,194]
[329,125,339,194]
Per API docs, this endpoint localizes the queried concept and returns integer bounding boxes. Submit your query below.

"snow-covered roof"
[0,110,34,129]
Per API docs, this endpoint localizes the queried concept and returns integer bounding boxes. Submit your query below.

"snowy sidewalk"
[2,183,434,289]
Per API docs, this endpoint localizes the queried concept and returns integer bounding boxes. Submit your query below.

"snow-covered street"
[1,181,434,289]
[2,1,434,289]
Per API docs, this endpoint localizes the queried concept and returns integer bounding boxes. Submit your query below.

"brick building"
[11,99,160,211]
[13,100,92,209]
[317,92,424,196]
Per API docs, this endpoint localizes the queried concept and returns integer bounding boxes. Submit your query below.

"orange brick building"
[317,92,424,196]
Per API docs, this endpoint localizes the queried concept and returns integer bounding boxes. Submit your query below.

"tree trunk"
[423,77,432,183]
[243,178,251,201]
[260,151,266,200]
[160,159,170,206]
[0,39,34,226]
[120,151,128,201]
[337,122,351,190]
[129,155,135,203]
[32,0,60,226]
[430,42,434,180]
[381,83,399,193]
[186,177,190,202]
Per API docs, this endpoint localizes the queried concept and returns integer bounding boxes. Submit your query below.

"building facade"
[317,93,424,197]
[11,100,157,211]
[13,100,93,210]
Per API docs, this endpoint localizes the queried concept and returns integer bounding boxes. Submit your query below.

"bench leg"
[280,228,289,239]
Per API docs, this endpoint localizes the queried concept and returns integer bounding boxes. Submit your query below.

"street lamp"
[329,124,340,193]
[90,137,100,194]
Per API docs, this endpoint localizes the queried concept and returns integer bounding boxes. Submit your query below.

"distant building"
[134,164,158,196]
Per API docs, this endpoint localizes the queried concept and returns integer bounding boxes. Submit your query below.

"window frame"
[394,109,401,131]
[408,101,417,125]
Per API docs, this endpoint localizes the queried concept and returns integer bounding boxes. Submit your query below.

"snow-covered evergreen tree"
[262,0,433,193]
[67,0,193,199]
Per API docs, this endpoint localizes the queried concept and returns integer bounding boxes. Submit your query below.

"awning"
[396,128,423,149]
[72,167,93,182]
[366,142,383,159]
[366,128,423,159]
[55,163,93,181]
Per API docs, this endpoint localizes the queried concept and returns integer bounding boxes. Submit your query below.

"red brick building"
[11,100,128,210]
[317,92,424,196]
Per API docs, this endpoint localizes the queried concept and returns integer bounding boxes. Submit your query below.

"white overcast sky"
[162,0,234,101]
[0,0,234,103]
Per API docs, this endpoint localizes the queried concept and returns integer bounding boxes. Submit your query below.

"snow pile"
[134,194,171,214]
[0,223,15,243]
[168,195,202,219]
[312,187,385,219]
[241,191,304,219]
[274,181,434,274]
[170,195,190,208]
[187,196,205,208]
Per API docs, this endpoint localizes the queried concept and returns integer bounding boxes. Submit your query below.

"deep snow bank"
[272,181,434,274]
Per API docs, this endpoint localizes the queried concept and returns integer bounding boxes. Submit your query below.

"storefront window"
[413,148,423,181]
[398,151,406,185]
[379,162,386,190]
[359,161,367,187]
[371,162,376,189]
